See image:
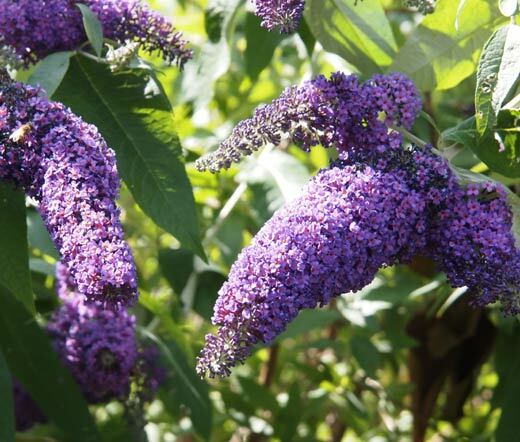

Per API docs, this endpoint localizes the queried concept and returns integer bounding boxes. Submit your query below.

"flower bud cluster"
[254,0,306,33]
[0,0,192,67]
[0,76,137,308]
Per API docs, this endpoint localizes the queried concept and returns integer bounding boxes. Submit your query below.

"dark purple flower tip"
[195,72,422,173]
[429,181,520,315]
[1,77,138,309]
[0,0,192,67]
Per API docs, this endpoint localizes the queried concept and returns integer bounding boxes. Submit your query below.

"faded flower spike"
[0,0,192,67]
[0,73,138,308]
[254,0,306,33]
[197,148,457,378]
[195,72,421,173]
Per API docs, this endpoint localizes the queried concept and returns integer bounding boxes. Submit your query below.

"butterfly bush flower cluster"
[196,71,520,378]
[0,0,192,67]
[197,148,460,378]
[195,72,421,172]
[0,73,137,308]
[14,264,166,431]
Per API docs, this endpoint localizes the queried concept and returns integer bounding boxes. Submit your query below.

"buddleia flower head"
[1,75,138,308]
[195,72,421,173]
[197,147,456,378]
[0,0,192,67]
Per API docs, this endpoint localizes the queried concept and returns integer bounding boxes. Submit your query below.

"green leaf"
[350,335,380,378]
[452,111,520,176]
[276,383,301,441]
[305,0,397,73]
[237,377,279,411]
[159,249,194,294]
[245,13,284,80]
[299,18,316,57]
[54,56,204,258]
[180,0,242,110]
[76,4,104,57]
[391,0,501,91]
[26,209,59,259]
[0,350,15,442]
[499,0,519,17]
[193,271,226,320]
[0,183,34,313]
[0,285,100,441]
[475,24,520,136]
[277,309,341,340]
[141,331,212,440]
[28,52,73,98]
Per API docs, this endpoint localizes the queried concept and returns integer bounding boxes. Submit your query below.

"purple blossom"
[0,74,137,308]
[254,0,306,33]
[47,279,138,403]
[197,148,455,378]
[428,182,520,315]
[50,263,166,404]
[0,0,192,67]
[195,72,421,172]
[13,380,47,431]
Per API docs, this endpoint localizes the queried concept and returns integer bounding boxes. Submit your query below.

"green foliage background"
[2,0,520,441]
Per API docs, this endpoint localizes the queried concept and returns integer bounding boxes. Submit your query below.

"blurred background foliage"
[10,0,520,441]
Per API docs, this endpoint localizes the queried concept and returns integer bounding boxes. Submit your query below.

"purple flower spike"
[197,149,455,378]
[429,182,520,315]
[47,278,138,403]
[1,76,138,308]
[0,0,192,67]
[195,72,422,172]
[254,0,306,33]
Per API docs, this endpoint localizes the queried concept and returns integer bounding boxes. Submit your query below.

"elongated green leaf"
[351,335,380,377]
[54,56,204,258]
[141,330,212,440]
[0,183,34,313]
[475,24,520,136]
[305,0,397,73]
[0,285,100,441]
[26,209,59,259]
[391,0,501,91]
[0,350,15,442]
[245,14,284,80]
[76,4,104,57]
[28,52,73,98]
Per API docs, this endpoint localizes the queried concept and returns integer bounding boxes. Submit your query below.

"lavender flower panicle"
[0,0,192,67]
[197,148,456,378]
[0,76,138,308]
[47,295,138,403]
[254,0,306,33]
[195,72,421,173]
[50,263,166,404]
[429,182,520,315]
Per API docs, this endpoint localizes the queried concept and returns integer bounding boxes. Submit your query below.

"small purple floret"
[254,0,306,33]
